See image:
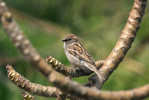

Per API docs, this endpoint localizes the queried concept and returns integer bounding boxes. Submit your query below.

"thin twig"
[46,56,104,77]
[22,92,35,100]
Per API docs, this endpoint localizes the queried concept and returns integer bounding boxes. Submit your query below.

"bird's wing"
[68,43,96,66]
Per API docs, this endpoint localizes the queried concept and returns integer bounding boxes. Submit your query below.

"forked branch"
[1,0,149,99]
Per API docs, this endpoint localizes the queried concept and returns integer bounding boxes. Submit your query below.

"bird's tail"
[85,63,103,81]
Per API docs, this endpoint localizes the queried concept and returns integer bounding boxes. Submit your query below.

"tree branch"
[46,56,104,77]
[2,0,149,99]
[7,64,149,100]
[48,67,149,100]
[6,64,59,97]
[46,0,149,99]
[0,0,57,77]
[46,56,103,89]
[6,64,80,100]
[98,0,147,87]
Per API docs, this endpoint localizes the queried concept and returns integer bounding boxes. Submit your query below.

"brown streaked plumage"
[62,34,102,79]
[67,43,96,65]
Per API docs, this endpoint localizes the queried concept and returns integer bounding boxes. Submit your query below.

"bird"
[62,34,102,79]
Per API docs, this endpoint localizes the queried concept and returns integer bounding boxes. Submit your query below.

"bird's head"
[62,34,79,45]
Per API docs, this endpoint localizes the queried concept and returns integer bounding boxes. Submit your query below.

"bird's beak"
[62,39,66,42]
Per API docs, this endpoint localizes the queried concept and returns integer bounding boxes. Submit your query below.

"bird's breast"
[65,49,81,67]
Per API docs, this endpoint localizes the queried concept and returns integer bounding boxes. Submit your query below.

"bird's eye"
[67,38,71,41]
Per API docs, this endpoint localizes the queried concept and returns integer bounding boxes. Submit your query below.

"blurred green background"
[0,0,149,100]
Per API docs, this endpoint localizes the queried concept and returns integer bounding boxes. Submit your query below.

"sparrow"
[62,34,102,79]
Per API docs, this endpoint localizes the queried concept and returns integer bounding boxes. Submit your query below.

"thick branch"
[45,50,149,100]
[0,1,53,77]
[7,64,149,100]
[6,64,59,97]
[46,53,149,99]
[6,64,80,100]
[49,69,149,100]
[98,0,147,87]
[0,1,103,78]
